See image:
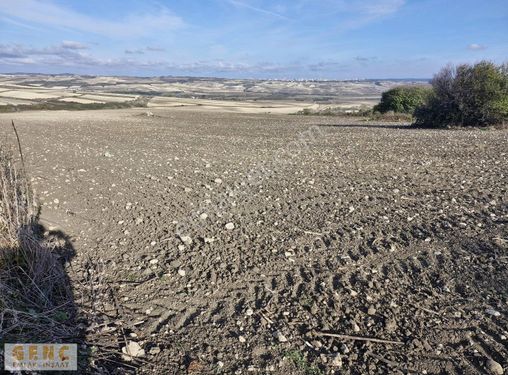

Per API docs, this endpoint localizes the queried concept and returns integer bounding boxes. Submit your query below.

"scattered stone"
[214,178,223,184]
[352,321,360,332]
[312,340,323,349]
[486,359,503,375]
[385,318,397,332]
[274,331,288,343]
[340,344,350,354]
[149,259,159,265]
[121,341,145,361]
[486,308,501,317]
[150,241,157,246]
[367,305,376,315]
[239,335,246,343]
[178,269,186,276]
[179,235,193,245]
[246,308,254,316]
[331,353,342,368]
[225,222,235,230]
[149,346,161,355]
[103,151,113,158]
[200,213,208,220]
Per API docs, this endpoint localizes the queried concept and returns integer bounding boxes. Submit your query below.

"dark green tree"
[414,61,508,127]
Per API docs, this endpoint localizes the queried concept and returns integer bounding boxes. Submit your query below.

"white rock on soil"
[352,321,360,332]
[486,359,504,375]
[331,353,342,368]
[179,235,193,245]
[122,341,145,361]
[485,308,501,317]
[225,222,235,230]
[149,346,161,355]
[178,269,186,276]
[274,331,288,343]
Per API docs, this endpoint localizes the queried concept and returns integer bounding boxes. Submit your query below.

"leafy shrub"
[414,61,508,128]
[374,86,433,114]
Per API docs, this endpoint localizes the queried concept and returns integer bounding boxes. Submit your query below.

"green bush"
[414,61,508,128]
[374,86,433,114]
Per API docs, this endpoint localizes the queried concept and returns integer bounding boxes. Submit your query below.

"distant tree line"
[375,61,508,127]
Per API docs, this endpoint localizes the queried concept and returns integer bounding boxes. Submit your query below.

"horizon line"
[0,71,432,83]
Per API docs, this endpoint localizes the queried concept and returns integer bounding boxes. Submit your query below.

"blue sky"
[0,0,506,79]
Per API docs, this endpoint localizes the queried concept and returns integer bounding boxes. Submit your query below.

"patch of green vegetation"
[414,61,508,128]
[0,98,148,113]
[285,350,323,375]
[374,86,433,114]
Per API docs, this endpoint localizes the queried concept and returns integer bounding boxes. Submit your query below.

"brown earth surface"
[0,108,507,374]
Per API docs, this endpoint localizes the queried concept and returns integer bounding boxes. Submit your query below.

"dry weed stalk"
[0,129,75,343]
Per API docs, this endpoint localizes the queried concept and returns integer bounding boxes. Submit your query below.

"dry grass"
[0,144,75,343]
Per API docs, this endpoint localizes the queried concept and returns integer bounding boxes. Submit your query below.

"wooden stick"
[303,230,323,236]
[415,305,439,315]
[11,120,25,170]
[259,311,274,325]
[314,331,404,345]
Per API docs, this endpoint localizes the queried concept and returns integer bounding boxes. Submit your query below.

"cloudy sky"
[0,0,506,79]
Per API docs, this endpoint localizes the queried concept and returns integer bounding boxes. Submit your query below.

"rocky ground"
[0,108,506,374]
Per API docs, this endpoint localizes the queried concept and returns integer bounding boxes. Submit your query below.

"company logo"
[4,344,77,371]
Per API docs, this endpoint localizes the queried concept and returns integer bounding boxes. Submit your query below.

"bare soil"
[1,108,506,374]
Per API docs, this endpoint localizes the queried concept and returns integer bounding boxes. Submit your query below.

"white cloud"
[356,0,406,17]
[61,41,88,50]
[0,43,96,65]
[0,0,184,38]
[332,0,405,31]
[146,47,166,52]
[227,0,290,20]
[468,43,486,51]
[125,49,145,55]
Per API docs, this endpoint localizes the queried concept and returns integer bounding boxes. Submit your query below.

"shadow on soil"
[0,224,135,373]
[0,224,92,371]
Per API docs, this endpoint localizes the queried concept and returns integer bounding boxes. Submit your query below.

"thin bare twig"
[314,331,404,345]
[10,120,25,170]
